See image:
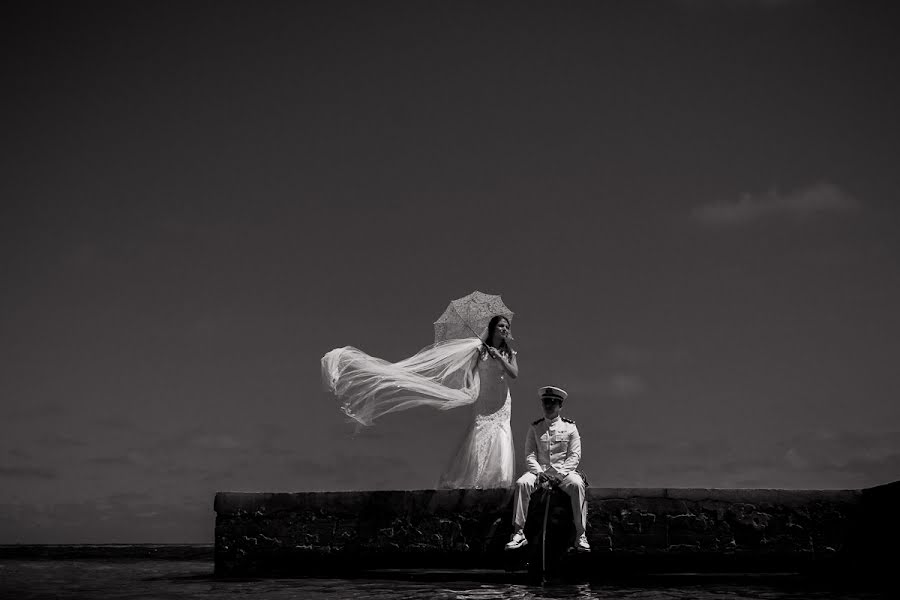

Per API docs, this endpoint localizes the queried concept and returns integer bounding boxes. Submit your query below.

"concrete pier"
[214,481,898,583]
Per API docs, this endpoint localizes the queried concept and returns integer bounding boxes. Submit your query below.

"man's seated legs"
[505,472,537,549]
[558,471,590,551]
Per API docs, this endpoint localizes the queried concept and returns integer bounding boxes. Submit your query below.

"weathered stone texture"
[213,486,886,578]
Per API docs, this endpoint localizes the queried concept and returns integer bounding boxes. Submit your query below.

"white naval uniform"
[513,415,587,536]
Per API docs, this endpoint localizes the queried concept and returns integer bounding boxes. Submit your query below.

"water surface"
[0,559,892,600]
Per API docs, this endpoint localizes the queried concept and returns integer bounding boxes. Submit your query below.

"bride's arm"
[501,351,518,378]
[487,346,518,378]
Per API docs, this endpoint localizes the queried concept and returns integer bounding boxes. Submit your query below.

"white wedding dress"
[321,338,515,489]
[437,349,515,489]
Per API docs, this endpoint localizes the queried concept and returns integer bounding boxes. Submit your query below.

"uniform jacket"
[524,415,581,479]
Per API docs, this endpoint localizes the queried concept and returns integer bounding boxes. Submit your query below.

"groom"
[505,385,590,552]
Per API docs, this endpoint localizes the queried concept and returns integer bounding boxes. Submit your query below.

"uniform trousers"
[513,471,586,536]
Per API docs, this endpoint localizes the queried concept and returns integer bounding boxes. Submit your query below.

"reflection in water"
[0,560,891,600]
[444,583,596,600]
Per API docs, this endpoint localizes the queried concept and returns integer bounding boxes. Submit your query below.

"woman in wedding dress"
[321,315,518,489]
[438,315,517,488]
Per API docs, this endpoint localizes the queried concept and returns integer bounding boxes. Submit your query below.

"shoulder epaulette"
[532,417,545,425]
[562,417,575,424]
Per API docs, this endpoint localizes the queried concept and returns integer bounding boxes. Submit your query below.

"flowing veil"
[321,337,483,426]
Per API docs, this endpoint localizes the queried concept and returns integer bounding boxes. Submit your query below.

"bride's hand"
[487,347,500,359]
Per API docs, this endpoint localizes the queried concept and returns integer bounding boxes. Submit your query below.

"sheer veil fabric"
[321,337,483,426]
[322,337,515,489]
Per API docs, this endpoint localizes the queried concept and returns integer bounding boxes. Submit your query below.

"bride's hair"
[483,315,513,359]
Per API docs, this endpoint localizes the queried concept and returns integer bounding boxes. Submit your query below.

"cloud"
[580,373,647,399]
[692,182,859,227]
[0,466,58,480]
[608,374,647,397]
[105,492,153,504]
[837,454,900,487]
[607,345,653,366]
[583,429,900,489]
[676,0,816,9]
[87,453,148,468]
[784,447,809,469]
[39,433,87,449]
[93,415,147,433]
[0,402,71,423]
[190,433,243,450]
[0,498,212,544]
[777,430,900,484]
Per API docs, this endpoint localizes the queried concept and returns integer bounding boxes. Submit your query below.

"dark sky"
[2,0,899,543]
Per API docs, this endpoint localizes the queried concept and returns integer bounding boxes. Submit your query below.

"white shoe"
[505,530,527,550]
[575,533,591,552]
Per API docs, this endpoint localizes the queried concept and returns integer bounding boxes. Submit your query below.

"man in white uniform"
[505,385,590,552]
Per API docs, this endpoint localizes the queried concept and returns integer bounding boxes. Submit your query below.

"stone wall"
[214,484,895,579]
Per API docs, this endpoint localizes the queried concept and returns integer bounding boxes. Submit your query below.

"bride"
[321,315,518,489]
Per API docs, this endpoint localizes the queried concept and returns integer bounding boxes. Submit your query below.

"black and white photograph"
[2,1,898,598]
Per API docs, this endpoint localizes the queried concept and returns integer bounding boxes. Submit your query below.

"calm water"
[0,559,891,600]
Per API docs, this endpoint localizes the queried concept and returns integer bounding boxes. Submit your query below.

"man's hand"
[538,472,559,488]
